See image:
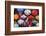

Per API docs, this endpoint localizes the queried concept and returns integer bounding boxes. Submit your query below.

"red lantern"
[32,10,38,16]
[28,15,34,20]
[27,21,32,26]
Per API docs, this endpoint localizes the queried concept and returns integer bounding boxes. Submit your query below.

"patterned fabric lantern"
[17,8,24,14]
[32,10,38,16]
[21,14,27,20]
[27,21,32,27]
[24,9,31,16]
[35,15,39,20]
[18,19,24,25]
[28,15,34,20]
[14,14,20,20]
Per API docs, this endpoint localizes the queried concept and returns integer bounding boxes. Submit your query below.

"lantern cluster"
[14,8,39,27]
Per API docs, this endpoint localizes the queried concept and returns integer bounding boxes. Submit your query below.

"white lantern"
[18,19,24,25]
[24,9,31,16]
[21,14,27,19]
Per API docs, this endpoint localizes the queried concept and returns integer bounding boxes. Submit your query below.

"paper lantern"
[32,20,38,24]
[28,15,34,20]
[21,14,27,19]
[17,8,24,14]
[18,19,24,25]
[35,15,39,20]
[24,9,31,16]
[27,21,32,27]
[32,10,38,16]
[14,14,20,20]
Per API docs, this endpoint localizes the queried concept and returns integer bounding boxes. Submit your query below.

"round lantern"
[18,19,24,25]
[24,9,31,16]
[35,15,39,20]
[32,20,38,24]
[27,21,32,27]
[32,10,38,16]
[17,8,24,14]
[14,14,20,20]
[21,14,27,20]
[28,15,34,20]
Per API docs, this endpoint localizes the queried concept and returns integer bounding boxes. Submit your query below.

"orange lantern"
[14,14,20,20]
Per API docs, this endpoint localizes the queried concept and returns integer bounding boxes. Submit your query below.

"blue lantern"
[17,8,24,14]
